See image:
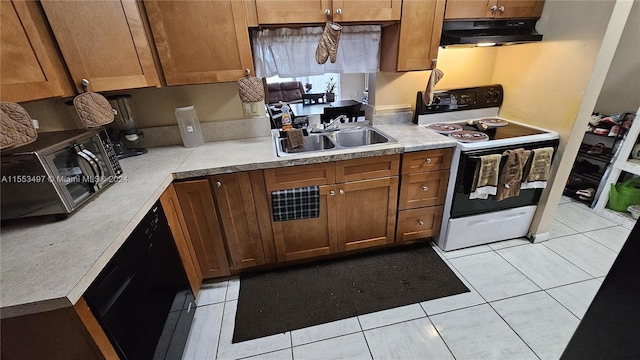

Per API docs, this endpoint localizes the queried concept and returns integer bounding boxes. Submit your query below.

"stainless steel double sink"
[274,126,396,156]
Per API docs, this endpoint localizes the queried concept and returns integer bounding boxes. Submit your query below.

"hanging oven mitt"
[0,102,37,148]
[423,69,444,106]
[73,92,114,128]
[316,22,342,64]
[237,70,264,103]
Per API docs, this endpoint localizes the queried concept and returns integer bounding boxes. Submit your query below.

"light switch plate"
[242,102,260,117]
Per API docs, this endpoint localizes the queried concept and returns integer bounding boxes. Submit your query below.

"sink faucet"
[324,115,347,130]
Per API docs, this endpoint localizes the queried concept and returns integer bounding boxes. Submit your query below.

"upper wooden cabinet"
[144,0,254,86]
[0,1,72,102]
[380,0,446,72]
[40,0,159,93]
[255,0,401,25]
[444,0,545,20]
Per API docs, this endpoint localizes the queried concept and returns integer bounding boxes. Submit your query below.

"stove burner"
[426,123,463,134]
[478,118,508,128]
[448,130,490,143]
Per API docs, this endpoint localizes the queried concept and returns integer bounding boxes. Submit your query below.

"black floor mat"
[232,242,469,343]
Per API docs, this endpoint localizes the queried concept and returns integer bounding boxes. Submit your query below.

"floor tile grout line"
[484,301,543,360]
[543,288,586,321]
[422,313,458,360]
[356,317,375,360]
[540,240,609,279]
[214,300,226,360]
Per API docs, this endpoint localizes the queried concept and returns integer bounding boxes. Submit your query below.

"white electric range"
[415,85,560,251]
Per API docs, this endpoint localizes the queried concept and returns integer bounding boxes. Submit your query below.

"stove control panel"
[416,84,504,116]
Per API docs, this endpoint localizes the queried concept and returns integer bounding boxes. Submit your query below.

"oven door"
[450,139,559,218]
[43,134,114,212]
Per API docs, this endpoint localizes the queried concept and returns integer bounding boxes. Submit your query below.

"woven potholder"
[73,92,114,128]
[0,110,17,150]
[0,102,37,147]
[237,76,264,103]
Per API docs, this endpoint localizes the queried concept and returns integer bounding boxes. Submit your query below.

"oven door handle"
[465,211,529,227]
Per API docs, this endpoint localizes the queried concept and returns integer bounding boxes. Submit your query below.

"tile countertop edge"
[0,124,455,318]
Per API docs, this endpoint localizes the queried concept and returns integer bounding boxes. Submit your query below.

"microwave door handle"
[74,147,100,191]
[82,148,104,179]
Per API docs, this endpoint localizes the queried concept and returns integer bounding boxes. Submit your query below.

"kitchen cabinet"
[0,0,73,102]
[380,0,445,71]
[144,0,254,86]
[211,171,273,270]
[160,184,203,296]
[444,0,545,20]
[40,0,160,93]
[396,149,452,242]
[255,0,401,25]
[265,155,399,262]
[174,179,231,279]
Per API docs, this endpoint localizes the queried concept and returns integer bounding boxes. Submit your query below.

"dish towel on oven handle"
[495,148,531,201]
[271,186,320,222]
[521,147,554,189]
[469,154,502,200]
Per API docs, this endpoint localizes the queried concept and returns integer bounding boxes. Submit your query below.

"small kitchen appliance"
[1,128,122,220]
[106,95,147,159]
[415,85,560,251]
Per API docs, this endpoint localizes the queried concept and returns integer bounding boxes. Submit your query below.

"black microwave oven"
[1,129,123,220]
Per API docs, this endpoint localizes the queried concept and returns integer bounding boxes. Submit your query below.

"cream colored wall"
[372,47,498,111]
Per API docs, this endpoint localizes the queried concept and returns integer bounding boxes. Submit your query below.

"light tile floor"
[183,196,635,360]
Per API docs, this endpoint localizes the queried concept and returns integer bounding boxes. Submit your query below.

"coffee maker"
[106,95,147,159]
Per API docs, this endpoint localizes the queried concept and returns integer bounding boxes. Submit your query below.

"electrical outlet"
[242,102,260,117]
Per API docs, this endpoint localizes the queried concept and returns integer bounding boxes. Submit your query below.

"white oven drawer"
[439,205,536,251]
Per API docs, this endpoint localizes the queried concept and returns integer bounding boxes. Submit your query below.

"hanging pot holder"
[0,102,37,148]
[73,92,114,128]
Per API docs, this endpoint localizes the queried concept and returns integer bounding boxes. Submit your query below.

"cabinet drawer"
[399,170,449,210]
[335,155,400,183]
[401,148,452,174]
[396,206,443,242]
[264,163,335,191]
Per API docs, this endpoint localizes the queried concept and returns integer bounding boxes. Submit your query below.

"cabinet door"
[380,0,445,72]
[333,0,401,22]
[144,0,254,86]
[211,173,266,270]
[336,177,398,252]
[444,0,496,19]
[497,0,544,19]
[255,0,328,24]
[174,180,230,279]
[160,184,203,297]
[41,0,159,92]
[271,185,338,262]
[398,170,449,210]
[1,1,71,102]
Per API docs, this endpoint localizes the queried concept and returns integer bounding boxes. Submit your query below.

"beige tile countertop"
[0,124,455,318]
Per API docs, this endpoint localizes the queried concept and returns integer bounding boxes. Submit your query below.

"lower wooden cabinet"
[396,206,444,242]
[211,172,270,270]
[160,184,203,296]
[174,179,231,279]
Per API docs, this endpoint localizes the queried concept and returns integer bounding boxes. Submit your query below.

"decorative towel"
[73,92,114,128]
[0,102,37,148]
[423,69,444,106]
[469,154,502,200]
[272,186,320,222]
[286,128,305,149]
[521,147,554,189]
[495,148,531,201]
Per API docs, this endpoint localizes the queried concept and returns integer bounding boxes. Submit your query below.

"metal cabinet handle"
[418,220,424,226]
[81,78,90,92]
[335,8,342,15]
[498,5,505,11]
[339,189,344,195]
[490,5,498,11]
[425,158,432,164]
[215,181,222,187]
[330,190,335,196]
[422,185,429,192]
[325,8,331,16]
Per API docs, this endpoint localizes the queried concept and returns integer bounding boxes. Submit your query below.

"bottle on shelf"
[280,101,292,131]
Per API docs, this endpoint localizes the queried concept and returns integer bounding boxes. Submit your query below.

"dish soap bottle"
[280,101,292,131]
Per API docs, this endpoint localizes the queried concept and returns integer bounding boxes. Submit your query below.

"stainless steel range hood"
[440,19,543,47]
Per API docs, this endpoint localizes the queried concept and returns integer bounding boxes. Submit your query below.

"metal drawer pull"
[330,190,335,196]
[422,185,429,191]
[498,5,505,11]
[215,181,222,187]
[339,189,344,195]
[418,220,424,226]
[425,158,432,164]
[490,5,497,11]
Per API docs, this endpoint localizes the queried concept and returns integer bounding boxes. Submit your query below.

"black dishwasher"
[85,201,196,359]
